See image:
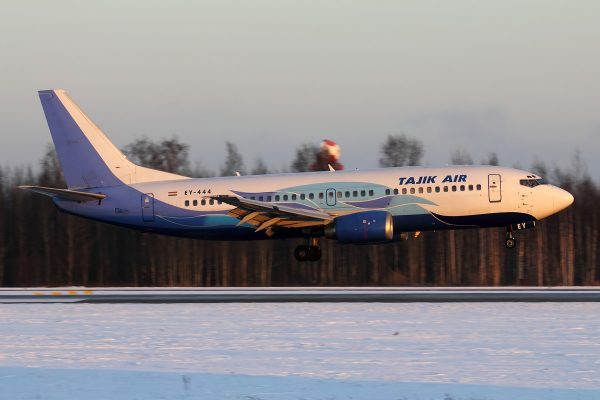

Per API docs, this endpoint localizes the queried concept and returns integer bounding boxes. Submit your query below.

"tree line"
[0,136,598,287]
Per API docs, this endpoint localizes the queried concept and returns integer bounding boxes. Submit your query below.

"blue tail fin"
[38,90,188,189]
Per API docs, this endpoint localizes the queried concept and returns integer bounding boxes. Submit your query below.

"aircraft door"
[488,174,502,203]
[326,188,337,206]
[141,193,155,222]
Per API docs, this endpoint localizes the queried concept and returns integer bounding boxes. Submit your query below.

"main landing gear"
[294,237,322,262]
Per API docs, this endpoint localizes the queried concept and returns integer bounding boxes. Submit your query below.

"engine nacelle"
[325,211,394,244]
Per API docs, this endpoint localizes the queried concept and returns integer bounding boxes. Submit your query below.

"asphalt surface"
[1,287,600,303]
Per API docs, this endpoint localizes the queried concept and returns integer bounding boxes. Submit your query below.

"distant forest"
[0,135,598,287]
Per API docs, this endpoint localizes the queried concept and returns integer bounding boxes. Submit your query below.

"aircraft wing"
[208,195,333,235]
[18,186,106,202]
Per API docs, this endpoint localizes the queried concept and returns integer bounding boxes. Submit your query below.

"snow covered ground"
[1,302,599,399]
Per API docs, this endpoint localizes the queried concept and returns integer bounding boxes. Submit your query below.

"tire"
[307,246,322,262]
[294,245,309,261]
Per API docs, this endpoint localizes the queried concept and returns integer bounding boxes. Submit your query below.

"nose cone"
[553,187,574,213]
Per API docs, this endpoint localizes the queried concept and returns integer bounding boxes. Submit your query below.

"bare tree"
[191,161,214,178]
[124,138,159,168]
[486,152,499,166]
[220,142,245,176]
[251,158,269,175]
[450,148,473,165]
[379,134,423,167]
[124,136,190,174]
[291,144,319,172]
[38,144,65,187]
[160,138,190,174]
[531,157,548,179]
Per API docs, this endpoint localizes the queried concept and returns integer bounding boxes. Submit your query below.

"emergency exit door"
[488,174,502,202]
[326,188,337,206]
[141,193,155,222]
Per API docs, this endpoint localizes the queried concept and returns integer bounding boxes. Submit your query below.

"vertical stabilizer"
[38,89,188,189]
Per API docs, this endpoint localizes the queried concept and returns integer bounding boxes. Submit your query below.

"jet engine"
[325,211,394,244]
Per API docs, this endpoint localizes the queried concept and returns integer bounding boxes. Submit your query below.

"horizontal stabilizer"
[18,186,106,202]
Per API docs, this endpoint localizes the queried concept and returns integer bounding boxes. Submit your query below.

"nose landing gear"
[294,237,322,262]
[504,221,536,249]
[505,230,516,249]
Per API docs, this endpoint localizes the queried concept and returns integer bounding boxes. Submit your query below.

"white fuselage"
[57,165,574,240]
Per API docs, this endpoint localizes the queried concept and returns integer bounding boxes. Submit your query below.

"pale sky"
[1,0,599,177]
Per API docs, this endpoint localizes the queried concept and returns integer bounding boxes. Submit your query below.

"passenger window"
[360,190,366,196]
[267,196,272,202]
[337,191,342,198]
[368,189,374,196]
[185,200,190,207]
[385,189,390,195]
[418,187,423,194]
[452,186,457,192]
[460,185,465,191]
[300,193,305,200]
[328,191,334,198]
[309,193,314,199]
[402,188,407,195]
[319,192,324,199]
[469,185,474,191]
[259,196,264,201]
[427,187,432,193]
[435,187,440,193]
[275,195,280,201]
[201,199,206,206]
[345,191,350,197]
[393,188,399,195]
[292,194,297,200]
[353,190,358,197]
[476,184,482,191]
[283,195,289,201]
[410,188,415,194]
[193,200,198,206]
[209,199,214,205]
[443,186,448,192]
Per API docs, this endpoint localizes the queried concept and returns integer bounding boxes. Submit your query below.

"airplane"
[20,89,574,262]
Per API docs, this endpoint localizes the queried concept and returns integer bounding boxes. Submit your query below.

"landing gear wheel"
[294,245,309,261]
[505,237,516,249]
[505,229,516,249]
[295,237,323,262]
[307,246,322,262]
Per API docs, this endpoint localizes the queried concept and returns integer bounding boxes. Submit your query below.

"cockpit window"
[520,178,548,188]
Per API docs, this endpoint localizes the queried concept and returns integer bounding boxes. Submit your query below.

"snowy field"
[1,302,600,399]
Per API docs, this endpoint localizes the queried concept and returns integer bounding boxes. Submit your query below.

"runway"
[1,287,600,303]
